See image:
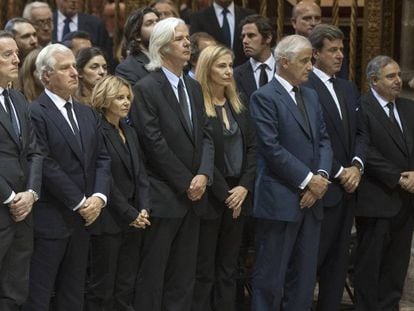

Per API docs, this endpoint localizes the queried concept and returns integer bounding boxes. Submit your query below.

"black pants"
[354,200,414,311]
[23,226,90,311]
[316,195,355,311]
[0,221,33,311]
[85,230,143,311]
[133,209,200,311]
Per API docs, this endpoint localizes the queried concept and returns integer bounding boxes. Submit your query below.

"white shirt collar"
[45,88,73,109]
[57,10,78,25]
[250,54,275,72]
[213,1,235,17]
[274,73,295,94]
[161,67,184,89]
[312,66,333,84]
[371,87,394,109]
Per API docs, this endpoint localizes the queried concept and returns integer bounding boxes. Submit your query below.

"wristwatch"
[352,160,364,174]
[27,189,39,202]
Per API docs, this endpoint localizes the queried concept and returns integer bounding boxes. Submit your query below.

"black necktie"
[387,102,403,134]
[221,8,231,48]
[259,64,268,87]
[2,89,20,139]
[178,79,193,133]
[62,17,71,40]
[292,86,310,133]
[64,102,82,149]
[330,77,350,147]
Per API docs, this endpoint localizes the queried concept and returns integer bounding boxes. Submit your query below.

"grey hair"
[366,55,396,86]
[23,1,52,20]
[146,17,186,71]
[36,43,73,85]
[274,34,312,69]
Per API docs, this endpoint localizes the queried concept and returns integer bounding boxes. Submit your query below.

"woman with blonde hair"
[192,45,256,311]
[87,75,151,310]
[19,48,43,102]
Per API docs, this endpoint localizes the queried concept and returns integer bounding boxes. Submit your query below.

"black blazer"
[356,91,414,218]
[303,71,368,206]
[234,60,257,101]
[207,100,256,218]
[189,5,254,67]
[30,92,111,238]
[91,118,150,235]
[115,51,150,87]
[53,12,113,67]
[0,89,43,228]
[132,70,214,218]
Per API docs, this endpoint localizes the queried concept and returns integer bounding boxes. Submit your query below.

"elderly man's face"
[44,51,78,100]
[30,7,53,46]
[56,0,78,18]
[292,2,322,37]
[165,24,191,66]
[13,22,38,58]
[282,47,313,86]
[0,37,20,87]
[372,61,402,102]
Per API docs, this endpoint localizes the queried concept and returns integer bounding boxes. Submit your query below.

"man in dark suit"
[354,56,414,311]
[303,24,368,311]
[115,7,159,86]
[234,14,275,100]
[189,0,254,67]
[131,17,214,311]
[52,0,114,70]
[250,34,333,311]
[0,31,42,311]
[23,43,111,311]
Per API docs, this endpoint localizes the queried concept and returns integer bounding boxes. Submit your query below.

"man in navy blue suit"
[304,24,368,311]
[250,34,333,311]
[23,44,111,311]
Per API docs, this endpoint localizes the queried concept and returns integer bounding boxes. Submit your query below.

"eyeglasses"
[33,18,53,28]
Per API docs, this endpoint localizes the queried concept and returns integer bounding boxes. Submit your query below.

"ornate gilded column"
[400,0,414,84]
[361,0,395,90]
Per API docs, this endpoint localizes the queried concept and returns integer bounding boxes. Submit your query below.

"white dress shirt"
[250,55,276,89]
[213,2,235,48]
[57,10,79,42]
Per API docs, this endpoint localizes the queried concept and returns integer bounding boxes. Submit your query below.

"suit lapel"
[207,7,225,43]
[103,119,133,179]
[308,72,348,153]
[9,91,27,148]
[0,101,20,147]
[273,79,311,137]
[367,91,407,155]
[396,98,413,156]
[239,62,257,98]
[40,93,84,162]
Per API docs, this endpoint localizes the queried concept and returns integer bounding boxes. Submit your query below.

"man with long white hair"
[131,17,214,311]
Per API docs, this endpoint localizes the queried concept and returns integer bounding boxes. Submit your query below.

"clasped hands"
[399,171,414,193]
[9,191,35,222]
[78,196,105,226]
[300,174,330,209]
[339,166,362,193]
[186,174,208,201]
[129,209,151,229]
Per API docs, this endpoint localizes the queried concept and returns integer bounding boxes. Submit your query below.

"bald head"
[291,0,321,37]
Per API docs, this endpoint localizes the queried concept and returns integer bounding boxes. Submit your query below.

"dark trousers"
[354,201,414,311]
[251,211,321,311]
[316,196,354,311]
[192,207,245,311]
[85,230,143,311]
[0,220,33,311]
[23,226,90,311]
[133,209,200,311]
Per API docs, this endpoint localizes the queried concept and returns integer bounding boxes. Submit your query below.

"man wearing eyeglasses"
[22,1,53,47]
